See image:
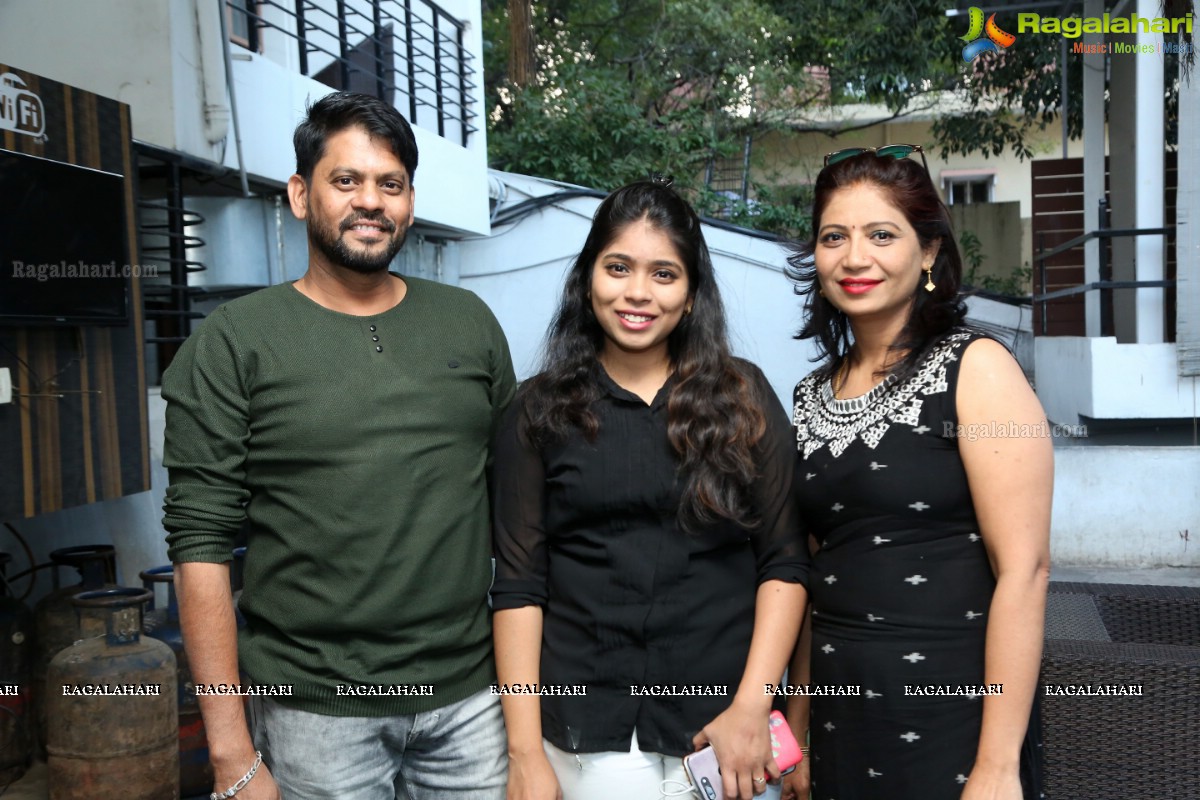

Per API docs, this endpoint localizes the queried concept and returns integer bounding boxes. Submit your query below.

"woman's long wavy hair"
[786,152,967,380]
[521,180,766,532]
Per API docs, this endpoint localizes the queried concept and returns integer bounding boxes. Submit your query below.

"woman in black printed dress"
[779,146,1049,800]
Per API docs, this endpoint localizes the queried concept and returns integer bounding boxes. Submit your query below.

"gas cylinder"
[32,545,120,750]
[46,587,178,800]
[141,566,211,796]
[0,552,34,783]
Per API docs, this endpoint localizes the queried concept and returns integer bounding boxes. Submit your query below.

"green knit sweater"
[162,277,516,716]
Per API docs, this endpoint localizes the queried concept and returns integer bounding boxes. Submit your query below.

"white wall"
[756,112,1088,220]
[0,0,176,145]
[1051,446,1200,567]
[1036,336,1200,423]
[0,0,491,235]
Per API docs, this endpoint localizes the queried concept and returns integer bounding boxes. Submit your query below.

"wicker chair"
[1042,582,1200,799]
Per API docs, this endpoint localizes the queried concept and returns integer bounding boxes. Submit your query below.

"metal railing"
[1032,199,1176,336]
[229,0,478,146]
[705,136,753,204]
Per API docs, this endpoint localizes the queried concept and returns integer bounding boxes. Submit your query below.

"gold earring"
[923,263,936,292]
[684,304,693,316]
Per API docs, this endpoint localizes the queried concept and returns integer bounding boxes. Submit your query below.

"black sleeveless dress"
[792,330,1042,800]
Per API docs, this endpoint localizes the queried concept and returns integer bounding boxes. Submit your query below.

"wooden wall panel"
[1032,155,1176,342]
[0,66,149,520]
[1031,158,1112,337]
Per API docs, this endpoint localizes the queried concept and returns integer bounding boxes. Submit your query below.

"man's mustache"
[340,213,396,233]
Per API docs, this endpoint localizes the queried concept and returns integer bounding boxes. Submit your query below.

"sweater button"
[376,345,383,353]
[369,325,377,332]
[372,336,380,342]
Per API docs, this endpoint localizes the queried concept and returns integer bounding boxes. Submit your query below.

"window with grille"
[944,175,993,205]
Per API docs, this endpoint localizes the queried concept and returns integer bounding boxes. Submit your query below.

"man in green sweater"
[163,92,515,800]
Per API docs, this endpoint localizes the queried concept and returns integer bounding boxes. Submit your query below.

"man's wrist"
[210,750,262,799]
[209,740,260,770]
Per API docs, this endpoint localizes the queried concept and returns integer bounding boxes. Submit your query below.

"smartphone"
[683,710,805,796]
[682,745,722,800]
[768,710,804,774]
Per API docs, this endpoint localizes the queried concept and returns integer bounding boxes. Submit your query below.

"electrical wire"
[476,183,791,277]
[490,188,608,227]
[0,340,38,387]
[660,778,700,797]
[466,255,577,279]
[1,521,39,600]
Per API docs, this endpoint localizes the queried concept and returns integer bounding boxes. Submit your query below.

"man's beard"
[308,210,408,274]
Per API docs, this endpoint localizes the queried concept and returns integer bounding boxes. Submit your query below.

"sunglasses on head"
[823,143,928,172]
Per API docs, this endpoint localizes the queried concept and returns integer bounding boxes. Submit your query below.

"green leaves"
[488,57,719,191]
[481,0,1126,235]
[483,0,824,234]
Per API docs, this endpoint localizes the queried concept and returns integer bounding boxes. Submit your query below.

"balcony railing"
[1032,199,1176,337]
[229,0,478,146]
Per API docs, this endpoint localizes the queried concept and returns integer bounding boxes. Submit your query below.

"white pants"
[544,731,783,800]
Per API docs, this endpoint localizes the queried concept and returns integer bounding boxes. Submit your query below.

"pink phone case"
[768,710,804,772]
[684,711,805,796]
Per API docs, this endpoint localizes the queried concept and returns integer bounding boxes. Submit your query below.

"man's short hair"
[294,92,419,184]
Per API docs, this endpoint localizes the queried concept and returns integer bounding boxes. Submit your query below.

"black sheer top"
[491,360,809,757]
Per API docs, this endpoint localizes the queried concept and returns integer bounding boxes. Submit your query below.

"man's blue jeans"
[248,688,507,799]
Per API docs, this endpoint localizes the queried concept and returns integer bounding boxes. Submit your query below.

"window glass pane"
[230,2,250,41]
[951,183,965,205]
[971,180,989,204]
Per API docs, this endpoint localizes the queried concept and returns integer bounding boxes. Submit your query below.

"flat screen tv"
[0,148,131,326]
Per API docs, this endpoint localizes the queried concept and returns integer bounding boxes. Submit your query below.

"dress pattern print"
[792,330,1042,800]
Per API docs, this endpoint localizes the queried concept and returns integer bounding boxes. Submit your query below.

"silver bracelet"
[211,751,262,800]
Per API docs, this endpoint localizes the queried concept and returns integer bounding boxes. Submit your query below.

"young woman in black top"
[491,179,809,800]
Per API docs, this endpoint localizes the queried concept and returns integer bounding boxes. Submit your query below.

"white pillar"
[1082,0,1106,337]
[1134,0,1165,344]
[1177,41,1200,375]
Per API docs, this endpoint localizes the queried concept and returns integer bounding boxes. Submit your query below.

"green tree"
[482,0,964,236]
[482,0,1194,236]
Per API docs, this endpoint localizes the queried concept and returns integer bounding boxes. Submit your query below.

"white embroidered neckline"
[793,332,972,459]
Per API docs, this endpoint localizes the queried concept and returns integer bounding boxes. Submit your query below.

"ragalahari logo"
[961,7,1017,62]
[0,73,46,140]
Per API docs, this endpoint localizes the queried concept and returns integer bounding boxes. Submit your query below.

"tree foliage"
[484,0,965,236]
[931,30,1083,162]
[484,0,818,187]
[482,0,1192,237]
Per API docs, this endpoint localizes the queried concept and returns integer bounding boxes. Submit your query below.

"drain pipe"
[195,0,229,144]
[216,0,250,197]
